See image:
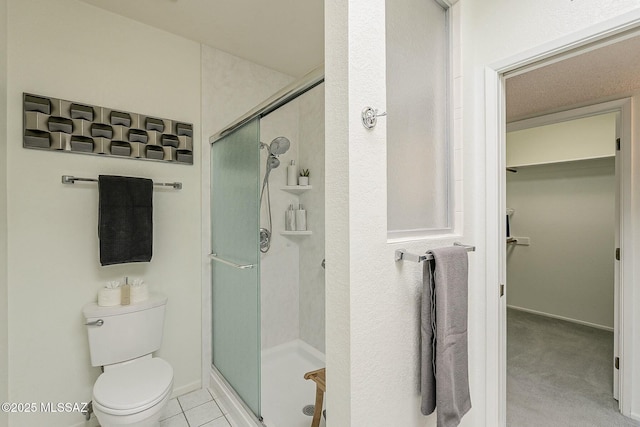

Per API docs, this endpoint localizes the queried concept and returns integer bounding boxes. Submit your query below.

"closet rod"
[394,242,475,263]
[61,175,182,190]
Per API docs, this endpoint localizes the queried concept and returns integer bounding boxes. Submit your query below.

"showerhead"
[267,156,280,170]
[268,136,290,156]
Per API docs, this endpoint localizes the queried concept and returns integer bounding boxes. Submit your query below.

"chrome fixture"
[394,242,475,263]
[361,106,387,129]
[259,137,291,253]
[211,66,324,143]
[62,175,182,189]
[209,253,256,270]
[84,319,104,327]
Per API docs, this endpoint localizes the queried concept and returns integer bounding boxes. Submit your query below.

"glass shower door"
[211,118,261,417]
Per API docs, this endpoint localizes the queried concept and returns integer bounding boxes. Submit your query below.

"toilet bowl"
[91,357,173,427]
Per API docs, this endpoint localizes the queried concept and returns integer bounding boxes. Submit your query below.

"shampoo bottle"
[285,204,296,231]
[287,160,298,186]
[295,204,307,231]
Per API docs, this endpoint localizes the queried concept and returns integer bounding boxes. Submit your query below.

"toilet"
[83,293,174,427]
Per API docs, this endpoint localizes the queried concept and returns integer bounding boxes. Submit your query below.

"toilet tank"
[83,293,167,367]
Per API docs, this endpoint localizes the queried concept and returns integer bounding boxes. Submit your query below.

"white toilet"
[83,293,174,427]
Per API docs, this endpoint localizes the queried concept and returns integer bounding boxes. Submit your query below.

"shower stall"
[209,68,326,427]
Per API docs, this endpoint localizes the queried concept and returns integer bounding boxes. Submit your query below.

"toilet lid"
[93,358,173,414]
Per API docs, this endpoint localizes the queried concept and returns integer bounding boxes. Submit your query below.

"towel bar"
[209,253,256,270]
[394,242,475,263]
[62,175,182,189]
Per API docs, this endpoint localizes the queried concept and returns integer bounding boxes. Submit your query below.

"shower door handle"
[209,253,256,270]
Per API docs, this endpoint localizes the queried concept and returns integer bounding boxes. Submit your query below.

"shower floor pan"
[261,339,326,427]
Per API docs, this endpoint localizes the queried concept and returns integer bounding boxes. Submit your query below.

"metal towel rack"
[394,242,475,263]
[209,253,255,270]
[61,175,182,190]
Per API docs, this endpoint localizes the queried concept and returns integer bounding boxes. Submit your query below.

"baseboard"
[507,304,614,332]
[69,414,100,427]
[172,379,202,399]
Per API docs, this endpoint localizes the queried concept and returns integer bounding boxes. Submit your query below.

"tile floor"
[160,388,233,427]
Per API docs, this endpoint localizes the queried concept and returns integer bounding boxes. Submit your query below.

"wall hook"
[361,107,387,129]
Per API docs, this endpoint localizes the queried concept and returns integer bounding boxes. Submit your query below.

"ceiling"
[506,34,640,122]
[77,1,640,120]
[78,0,324,78]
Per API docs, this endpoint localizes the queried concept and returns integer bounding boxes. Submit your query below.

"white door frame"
[484,11,640,426]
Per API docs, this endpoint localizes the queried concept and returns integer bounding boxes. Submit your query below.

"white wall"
[260,99,301,350]
[6,1,202,426]
[298,84,325,353]
[0,1,8,426]
[324,0,352,422]
[325,1,472,425]
[200,44,294,381]
[506,159,615,329]
[259,84,326,354]
[460,0,640,423]
[507,113,616,167]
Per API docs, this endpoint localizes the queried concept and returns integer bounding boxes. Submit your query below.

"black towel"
[98,175,153,266]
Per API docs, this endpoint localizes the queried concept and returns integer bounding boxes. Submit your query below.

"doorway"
[503,107,625,425]
[484,21,640,426]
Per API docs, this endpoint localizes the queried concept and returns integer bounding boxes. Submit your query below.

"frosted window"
[386,0,451,237]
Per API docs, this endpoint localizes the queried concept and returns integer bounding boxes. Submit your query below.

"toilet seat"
[93,358,173,416]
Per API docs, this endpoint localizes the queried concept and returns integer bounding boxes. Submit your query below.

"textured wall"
[325,0,470,425]
[6,1,202,425]
[298,84,326,353]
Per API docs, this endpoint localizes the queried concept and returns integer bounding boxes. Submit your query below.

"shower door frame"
[210,117,263,421]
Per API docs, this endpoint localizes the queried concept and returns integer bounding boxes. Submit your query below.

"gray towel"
[421,246,471,427]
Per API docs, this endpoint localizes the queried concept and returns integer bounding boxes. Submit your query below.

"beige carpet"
[507,308,640,427]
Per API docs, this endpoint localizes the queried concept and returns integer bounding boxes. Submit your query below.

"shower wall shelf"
[280,231,312,236]
[281,185,312,194]
[22,93,194,165]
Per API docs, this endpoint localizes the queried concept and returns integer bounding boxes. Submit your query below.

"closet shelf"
[507,236,530,246]
[281,231,312,236]
[506,155,614,170]
[281,185,312,194]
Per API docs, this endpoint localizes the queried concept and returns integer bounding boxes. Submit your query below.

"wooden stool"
[304,368,326,427]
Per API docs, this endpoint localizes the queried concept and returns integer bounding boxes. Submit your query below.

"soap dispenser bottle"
[285,204,296,231]
[287,160,298,186]
[295,203,307,231]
